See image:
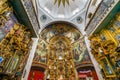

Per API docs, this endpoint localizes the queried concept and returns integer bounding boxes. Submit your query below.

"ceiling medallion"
[54,0,75,7]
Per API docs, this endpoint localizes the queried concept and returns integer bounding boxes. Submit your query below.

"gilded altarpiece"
[89,12,120,79]
[32,22,96,80]
[0,0,18,41]
[45,36,77,80]
[0,24,32,80]
[0,0,33,79]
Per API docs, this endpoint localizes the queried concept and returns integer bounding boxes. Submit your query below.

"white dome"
[37,0,88,18]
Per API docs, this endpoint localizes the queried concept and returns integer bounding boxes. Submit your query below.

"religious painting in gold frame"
[99,56,116,78]
[34,39,48,64]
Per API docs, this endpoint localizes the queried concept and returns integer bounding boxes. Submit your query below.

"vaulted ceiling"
[36,0,89,19]
[32,0,102,35]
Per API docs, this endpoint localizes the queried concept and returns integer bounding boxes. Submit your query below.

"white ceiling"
[37,0,89,19]
[32,0,101,35]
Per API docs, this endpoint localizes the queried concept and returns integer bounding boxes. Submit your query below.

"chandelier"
[54,0,75,6]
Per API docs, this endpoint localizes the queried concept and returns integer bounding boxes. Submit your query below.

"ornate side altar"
[0,24,32,80]
[88,12,120,79]
[0,0,33,79]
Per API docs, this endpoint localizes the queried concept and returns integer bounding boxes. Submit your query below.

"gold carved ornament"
[102,40,116,54]
[0,0,12,14]
[45,36,78,80]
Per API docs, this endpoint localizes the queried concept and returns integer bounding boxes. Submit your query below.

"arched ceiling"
[37,0,89,19]
[40,22,82,43]
[33,22,92,67]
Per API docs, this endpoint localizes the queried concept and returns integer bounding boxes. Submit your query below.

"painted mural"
[40,23,81,43]
[33,39,48,64]
[0,12,18,41]
[72,38,91,65]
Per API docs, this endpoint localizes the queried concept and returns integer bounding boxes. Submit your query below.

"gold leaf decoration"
[54,0,74,7]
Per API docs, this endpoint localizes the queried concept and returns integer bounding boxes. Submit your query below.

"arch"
[40,21,82,34]
[40,21,83,43]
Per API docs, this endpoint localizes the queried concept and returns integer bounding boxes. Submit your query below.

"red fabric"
[78,70,98,80]
[28,70,44,80]
[79,72,91,78]
[78,74,87,78]
[92,71,99,80]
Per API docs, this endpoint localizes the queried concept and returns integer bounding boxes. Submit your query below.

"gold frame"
[98,56,116,78]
